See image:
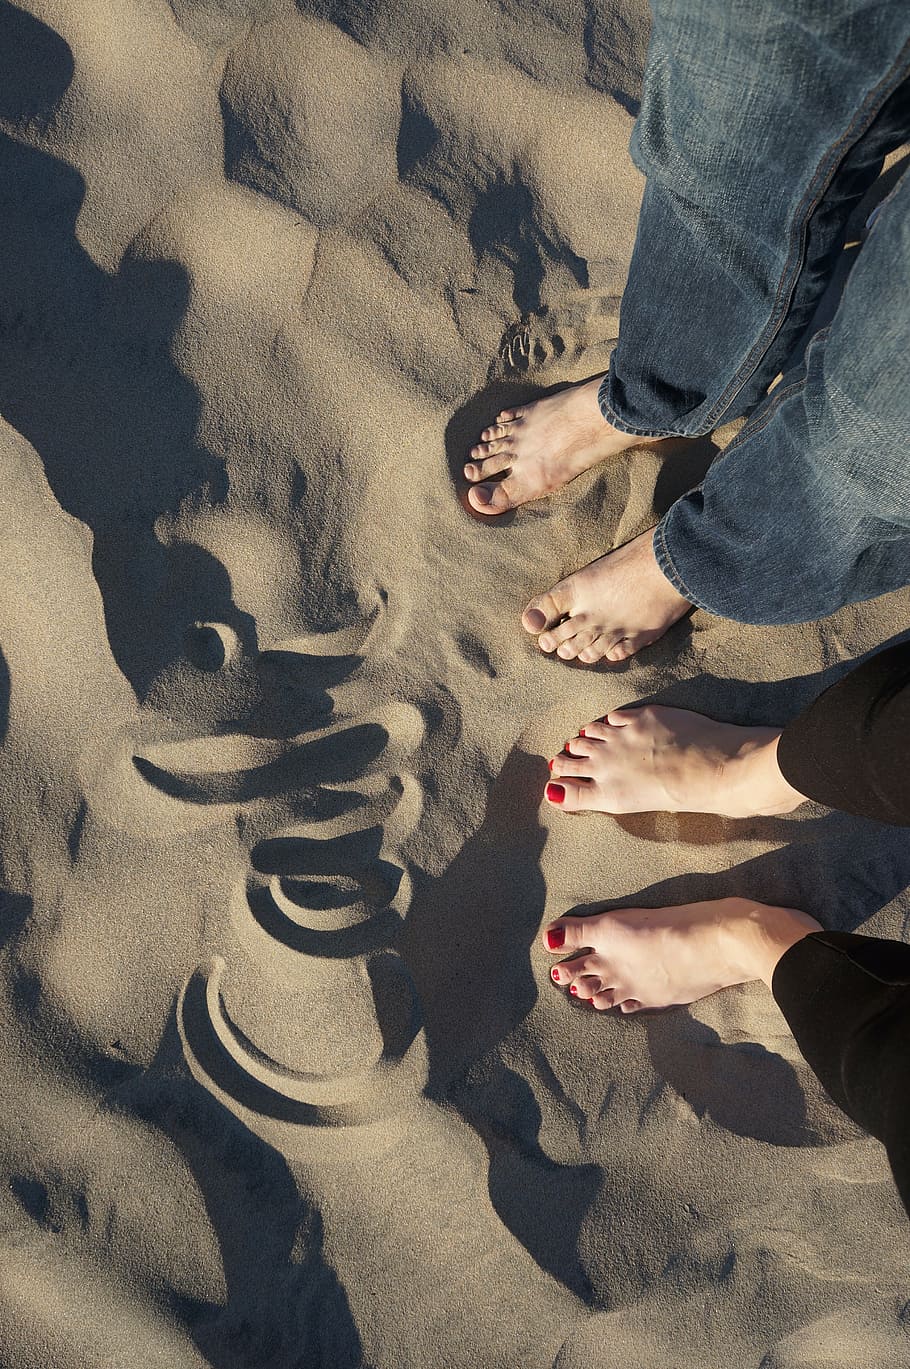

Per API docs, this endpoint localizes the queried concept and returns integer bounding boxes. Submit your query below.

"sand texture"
[1,1,909,1365]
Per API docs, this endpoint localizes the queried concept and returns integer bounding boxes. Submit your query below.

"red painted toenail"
[579,727,586,736]
[546,783,565,804]
[546,926,565,950]
[548,758,554,771]
[569,984,577,996]
[551,967,560,981]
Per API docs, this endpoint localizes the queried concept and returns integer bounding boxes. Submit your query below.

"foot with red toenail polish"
[540,899,821,1012]
[544,705,808,816]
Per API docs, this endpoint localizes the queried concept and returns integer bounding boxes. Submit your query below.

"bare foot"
[542,898,822,1012]
[522,527,691,665]
[545,705,808,817]
[464,374,663,515]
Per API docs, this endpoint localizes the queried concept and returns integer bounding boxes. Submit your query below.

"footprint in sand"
[499,289,622,375]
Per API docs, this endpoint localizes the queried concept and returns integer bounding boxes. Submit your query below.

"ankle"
[723,730,808,817]
[725,899,823,987]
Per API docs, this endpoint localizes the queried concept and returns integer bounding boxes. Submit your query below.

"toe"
[549,755,592,779]
[496,407,524,423]
[563,734,593,756]
[590,987,617,1010]
[467,479,522,515]
[556,626,598,661]
[577,635,611,664]
[536,617,578,653]
[618,999,642,1013]
[576,974,605,1003]
[603,707,643,726]
[522,584,572,635]
[540,916,594,957]
[544,778,599,812]
[480,422,512,441]
[605,638,633,663]
[473,436,511,457]
[464,453,510,482]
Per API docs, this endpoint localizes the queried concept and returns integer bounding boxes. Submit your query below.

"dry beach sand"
[1,1,909,1365]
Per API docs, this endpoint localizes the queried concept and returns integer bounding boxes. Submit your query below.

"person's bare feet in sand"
[464,374,663,515]
[545,705,808,818]
[523,527,691,665]
[543,898,822,1012]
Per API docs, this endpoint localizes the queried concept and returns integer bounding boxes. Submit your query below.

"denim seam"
[698,38,910,433]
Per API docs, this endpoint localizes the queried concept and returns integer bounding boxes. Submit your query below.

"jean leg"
[653,163,910,622]
[599,0,910,438]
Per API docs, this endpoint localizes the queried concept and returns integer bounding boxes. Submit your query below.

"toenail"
[547,758,554,771]
[551,967,560,981]
[472,484,493,506]
[545,926,565,950]
[579,727,586,736]
[569,984,577,996]
[524,608,547,632]
[546,782,565,805]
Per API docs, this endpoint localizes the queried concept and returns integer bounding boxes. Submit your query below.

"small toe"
[556,626,598,661]
[475,436,511,457]
[576,974,605,1003]
[564,734,593,755]
[605,638,633,663]
[577,635,610,664]
[618,999,642,1014]
[603,707,642,726]
[590,987,617,1010]
[496,407,524,423]
[549,755,592,779]
[464,454,510,482]
[537,617,579,653]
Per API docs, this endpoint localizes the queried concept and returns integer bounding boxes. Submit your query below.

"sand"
[0,1,909,1365]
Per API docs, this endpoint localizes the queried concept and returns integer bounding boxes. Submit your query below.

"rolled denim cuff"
[596,369,694,441]
[651,514,709,612]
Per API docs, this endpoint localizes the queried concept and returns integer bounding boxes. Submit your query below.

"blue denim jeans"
[598,0,910,623]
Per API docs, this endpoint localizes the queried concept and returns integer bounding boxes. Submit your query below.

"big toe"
[522,588,568,634]
[468,481,515,515]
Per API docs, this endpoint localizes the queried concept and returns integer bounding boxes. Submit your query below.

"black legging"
[769,641,910,1214]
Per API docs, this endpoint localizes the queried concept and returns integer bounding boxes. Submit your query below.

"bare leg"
[542,898,821,1012]
[522,527,691,665]
[544,705,808,817]
[464,375,664,515]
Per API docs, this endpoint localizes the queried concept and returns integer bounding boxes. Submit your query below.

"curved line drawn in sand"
[133,700,424,804]
[179,953,427,1127]
[157,653,432,1127]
